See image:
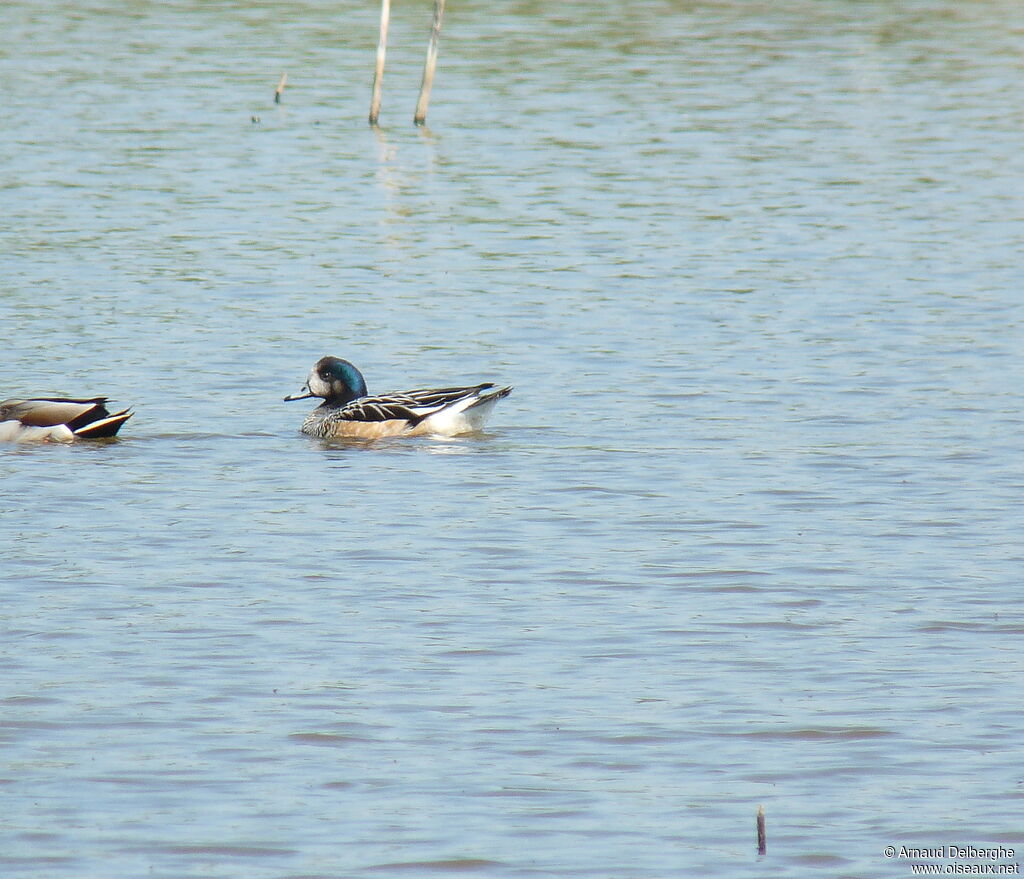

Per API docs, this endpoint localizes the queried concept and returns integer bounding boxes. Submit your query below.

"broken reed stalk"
[274,71,288,104]
[413,0,445,125]
[368,0,391,125]
[756,805,767,855]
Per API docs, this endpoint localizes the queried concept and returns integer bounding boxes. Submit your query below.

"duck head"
[284,356,369,405]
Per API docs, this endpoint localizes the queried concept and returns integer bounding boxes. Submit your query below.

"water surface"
[2,1,1024,877]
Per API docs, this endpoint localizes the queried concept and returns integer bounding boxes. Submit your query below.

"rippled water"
[3,1,1024,877]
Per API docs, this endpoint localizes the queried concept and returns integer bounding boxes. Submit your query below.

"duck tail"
[73,408,133,438]
[464,385,512,411]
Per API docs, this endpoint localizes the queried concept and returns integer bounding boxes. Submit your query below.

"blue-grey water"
[2,1,1023,877]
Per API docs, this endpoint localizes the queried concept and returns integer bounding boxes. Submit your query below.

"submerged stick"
[413,0,445,125]
[756,805,767,856]
[369,0,391,125]
[274,71,288,104]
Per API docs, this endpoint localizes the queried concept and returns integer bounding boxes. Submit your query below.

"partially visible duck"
[0,397,133,443]
[284,356,511,439]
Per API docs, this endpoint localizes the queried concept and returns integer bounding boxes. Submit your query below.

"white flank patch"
[418,394,500,436]
[0,421,75,443]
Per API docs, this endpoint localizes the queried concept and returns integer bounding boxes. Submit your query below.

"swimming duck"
[0,397,133,443]
[284,356,512,439]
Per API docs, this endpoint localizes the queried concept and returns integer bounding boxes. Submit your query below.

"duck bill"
[284,385,315,402]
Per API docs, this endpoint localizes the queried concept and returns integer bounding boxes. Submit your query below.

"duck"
[284,356,512,439]
[0,397,133,443]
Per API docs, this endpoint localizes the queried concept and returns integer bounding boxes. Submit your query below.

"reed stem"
[413,0,445,125]
[369,0,391,125]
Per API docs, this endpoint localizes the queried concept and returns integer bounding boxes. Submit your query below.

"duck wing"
[0,397,107,427]
[336,395,422,424]
[338,385,499,425]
